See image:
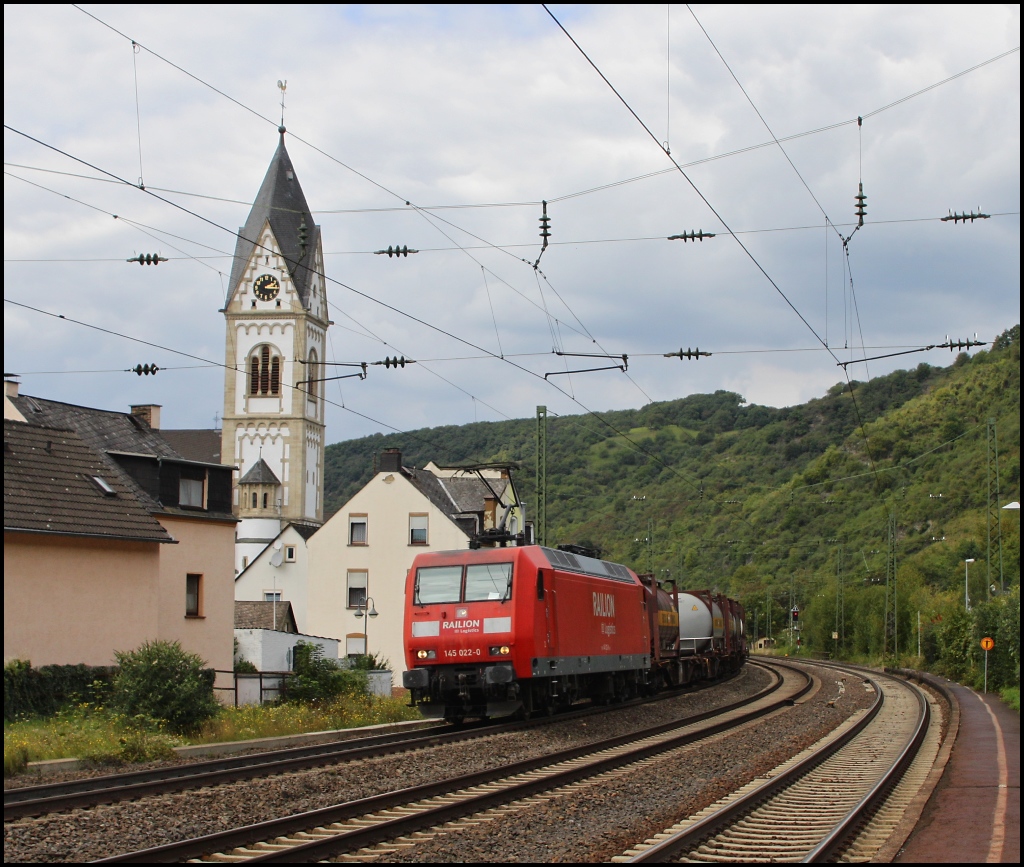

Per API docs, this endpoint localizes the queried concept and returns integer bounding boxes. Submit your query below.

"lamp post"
[964,559,975,611]
[354,596,379,659]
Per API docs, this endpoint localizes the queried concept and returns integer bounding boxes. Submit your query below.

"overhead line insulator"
[854,182,867,227]
[664,347,712,360]
[940,210,990,224]
[372,356,415,368]
[374,245,419,257]
[667,230,716,242]
[127,253,167,265]
[940,335,985,352]
[539,200,551,249]
[132,363,160,376]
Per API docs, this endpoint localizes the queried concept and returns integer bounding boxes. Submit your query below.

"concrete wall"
[4,532,161,666]
[306,471,472,676]
[234,627,339,671]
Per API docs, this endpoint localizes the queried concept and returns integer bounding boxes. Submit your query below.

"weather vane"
[277,80,287,129]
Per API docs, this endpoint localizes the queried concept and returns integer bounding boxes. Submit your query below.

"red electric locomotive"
[402,545,652,721]
[403,545,747,721]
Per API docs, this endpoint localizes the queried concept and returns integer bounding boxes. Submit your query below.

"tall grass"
[4,704,178,775]
[194,695,420,744]
[5,696,421,776]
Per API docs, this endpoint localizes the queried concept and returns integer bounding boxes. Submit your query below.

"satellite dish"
[270,549,284,568]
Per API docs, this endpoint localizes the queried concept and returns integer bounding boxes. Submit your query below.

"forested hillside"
[324,326,1020,683]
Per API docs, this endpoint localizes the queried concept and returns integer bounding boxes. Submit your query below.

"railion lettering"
[592,592,615,618]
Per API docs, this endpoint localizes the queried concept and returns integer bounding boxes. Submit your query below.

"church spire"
[225,133,321,310]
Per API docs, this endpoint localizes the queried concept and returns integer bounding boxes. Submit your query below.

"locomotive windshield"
[414,562,514,604]
[464,563,512,602]
[414,565,462,604]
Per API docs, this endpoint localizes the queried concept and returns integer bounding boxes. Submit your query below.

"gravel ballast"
[5,662,868,863]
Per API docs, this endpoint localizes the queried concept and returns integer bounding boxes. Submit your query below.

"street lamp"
[964,559,975,611]
[354,596,379,659]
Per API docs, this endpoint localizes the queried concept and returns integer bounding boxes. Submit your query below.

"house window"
[185,573,202,617]
[349,515,368,545]
[264,591,282,602]
[410,514,428,545]
[251,492,258,508]
[179,477,204,508]
[263,492,269,509]
[346,633,366,658]
[285,546,296,562]
[347,570,368,609]
[249,345,281,396]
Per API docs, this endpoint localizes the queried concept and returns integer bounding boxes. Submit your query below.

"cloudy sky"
[4,4,1019,445]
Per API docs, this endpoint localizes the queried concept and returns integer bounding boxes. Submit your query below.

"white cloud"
[4,4,1019,442]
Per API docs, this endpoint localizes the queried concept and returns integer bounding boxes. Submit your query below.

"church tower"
[221,129,330,573]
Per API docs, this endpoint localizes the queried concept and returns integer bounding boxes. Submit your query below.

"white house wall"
[234,526,311,630]
[305,471,471,681]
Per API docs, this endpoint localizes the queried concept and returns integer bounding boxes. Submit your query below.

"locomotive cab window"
[414,565,463,604]
[464,563,512,602]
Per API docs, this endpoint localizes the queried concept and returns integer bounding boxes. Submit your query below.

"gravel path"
[5,664,795,863]
[370,661,876,863]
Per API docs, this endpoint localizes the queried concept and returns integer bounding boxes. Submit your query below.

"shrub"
[283,642,367,704]
[113,640,219,734]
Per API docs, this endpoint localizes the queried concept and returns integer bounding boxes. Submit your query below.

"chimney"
[379,447,402,473]
[4,374,19,398]
[131,404,162,429]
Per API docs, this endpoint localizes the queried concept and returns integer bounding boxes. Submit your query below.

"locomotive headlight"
[489,645,511,656]
[416,649,435,660]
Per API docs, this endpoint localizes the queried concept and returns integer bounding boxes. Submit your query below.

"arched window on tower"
[248,345,282,396]
[306,349,319,401]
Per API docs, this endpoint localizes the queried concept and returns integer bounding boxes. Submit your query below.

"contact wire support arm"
[545,351,627,380]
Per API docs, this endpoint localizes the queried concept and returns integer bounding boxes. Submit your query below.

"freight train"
[402,544,747,722]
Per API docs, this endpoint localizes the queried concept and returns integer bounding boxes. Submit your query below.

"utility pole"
[535,406,547,547]
[987,419,1004,596]
[835,545,845,654]
[884,501,898,657]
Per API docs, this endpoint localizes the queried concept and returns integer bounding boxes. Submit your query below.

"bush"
[282,642,367,704]
[113,640,219,734]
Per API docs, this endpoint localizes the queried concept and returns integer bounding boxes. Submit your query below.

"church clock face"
[253,274,280,301]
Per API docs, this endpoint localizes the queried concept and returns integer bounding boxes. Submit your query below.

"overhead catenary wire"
[5,125,751,514]
[11,38,1017,218]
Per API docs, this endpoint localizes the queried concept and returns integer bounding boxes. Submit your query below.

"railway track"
[4,667,747,822]
[94,660,806,863]
[617,663,939,863]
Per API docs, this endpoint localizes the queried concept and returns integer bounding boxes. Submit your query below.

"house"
[232,522,319,629]
[306,448,523,682]
[234,448,525,682]
[4,382,237,695]
[233,599,339,671]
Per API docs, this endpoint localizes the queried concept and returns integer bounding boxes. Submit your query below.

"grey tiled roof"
[239,458,281,485]
[4,420,173,543]
[10,395,180,459]
[234,600,297,633]
[226,133,320,310]
[404,468,509,533]
[159,429,222,464]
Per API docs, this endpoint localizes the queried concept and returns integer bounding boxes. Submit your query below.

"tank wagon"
[402,545,746,721]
